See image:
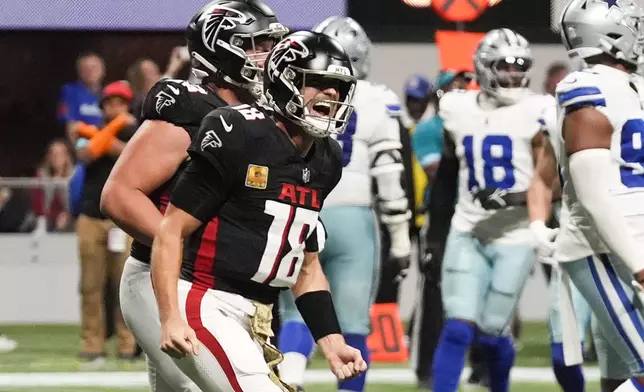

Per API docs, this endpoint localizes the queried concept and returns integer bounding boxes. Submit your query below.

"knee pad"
[442,319,475,346]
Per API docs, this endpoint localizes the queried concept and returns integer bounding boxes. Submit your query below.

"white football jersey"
[553,64,644,261]
[324,80,403,207]
[441,89,555,243]
[541,103,604,262]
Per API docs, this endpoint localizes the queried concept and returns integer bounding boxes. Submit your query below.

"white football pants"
[119,257,199,392]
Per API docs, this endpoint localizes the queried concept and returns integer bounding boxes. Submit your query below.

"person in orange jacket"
[73,81,138,364]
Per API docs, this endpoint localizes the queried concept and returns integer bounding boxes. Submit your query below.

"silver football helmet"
[560,0,644,69]
[313,16,372,80]
[474,28,534,105]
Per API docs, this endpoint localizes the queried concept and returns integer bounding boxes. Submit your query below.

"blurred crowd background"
[0,0,566,234]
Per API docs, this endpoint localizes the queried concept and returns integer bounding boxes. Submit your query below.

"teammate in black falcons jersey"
[100,1,287,391]
[151,31,364,391]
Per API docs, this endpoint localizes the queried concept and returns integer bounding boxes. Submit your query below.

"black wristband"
[295,290,341,341]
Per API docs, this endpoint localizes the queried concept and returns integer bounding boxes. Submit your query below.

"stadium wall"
[0,233,550,324]
[370,43,569,101]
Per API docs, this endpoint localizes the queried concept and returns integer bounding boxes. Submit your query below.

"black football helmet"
[264,31,357,138]
[186,0,288,97]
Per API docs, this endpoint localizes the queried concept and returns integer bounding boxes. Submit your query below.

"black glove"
[385,254,408,282]
[421,242,443,285]
[473,188,527,210]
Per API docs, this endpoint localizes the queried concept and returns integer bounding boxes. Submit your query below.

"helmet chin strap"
[189,68,208,85]
[192,51,256,92]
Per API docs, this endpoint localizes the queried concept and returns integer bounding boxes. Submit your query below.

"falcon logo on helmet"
[186,0,288,97]
[268,38,310,81]
[200,6,250,53]
[263,31,357,138]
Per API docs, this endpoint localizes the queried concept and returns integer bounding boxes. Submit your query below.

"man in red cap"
[74,80,138,365]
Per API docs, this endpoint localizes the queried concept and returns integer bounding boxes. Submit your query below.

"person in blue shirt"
[58,52,105,142]
[402,74,433,126]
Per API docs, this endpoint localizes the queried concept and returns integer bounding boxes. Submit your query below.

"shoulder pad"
[538,103,558,137]
[374,83,404,117]
[328,136,343,164]
[555,71,605,111]
[193,107,247,153]
[324,137,343,193]
[526,93,557,123]
[228,103,268,121]
[141,78,210,123]
[438,89,471,120]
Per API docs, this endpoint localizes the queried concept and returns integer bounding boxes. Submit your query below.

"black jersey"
[170,104,343,304]
[130,78,227,262]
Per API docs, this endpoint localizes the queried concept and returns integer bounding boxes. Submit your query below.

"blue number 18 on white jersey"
[440,89,555,243]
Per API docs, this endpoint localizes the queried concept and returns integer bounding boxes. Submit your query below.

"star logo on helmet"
[605,0,618,7]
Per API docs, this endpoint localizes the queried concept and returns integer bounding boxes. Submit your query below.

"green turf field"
[0,322,599,391]
[0,322,558,372]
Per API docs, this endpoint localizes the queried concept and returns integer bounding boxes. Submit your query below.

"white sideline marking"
[0,367,602,387]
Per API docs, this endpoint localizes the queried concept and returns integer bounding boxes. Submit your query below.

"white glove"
[530,220,559,265]
[389,221,411,282]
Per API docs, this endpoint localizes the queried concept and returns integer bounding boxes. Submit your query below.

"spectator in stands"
[413,70,472,205]
[126,47,189,117]
[0,176,36,234]
[73,81,137,364]
[402,74,433,127]
[543,61,569,97]
[58,52,105,144]
[31,139,74,232]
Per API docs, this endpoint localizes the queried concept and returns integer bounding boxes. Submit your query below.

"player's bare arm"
[564,107,644,281]
[151,203,201,358]
[528,131,559,263]
[291,252,368,381]
[291,251,330,296]
[528,131,557,222]
[101,120,191,246]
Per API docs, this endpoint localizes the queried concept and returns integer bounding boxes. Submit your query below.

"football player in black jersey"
[100,1,287,391]
[150,31,364,392]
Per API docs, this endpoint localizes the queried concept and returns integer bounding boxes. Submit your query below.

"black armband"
[295,290,341,341]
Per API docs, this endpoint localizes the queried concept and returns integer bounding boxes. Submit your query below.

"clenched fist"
[160,317,200,358]
[318,334,368,380]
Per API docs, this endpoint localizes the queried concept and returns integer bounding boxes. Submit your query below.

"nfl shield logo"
[302,167,311,183]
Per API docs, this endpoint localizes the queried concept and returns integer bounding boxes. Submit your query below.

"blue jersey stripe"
[557,87,602,105]
[386,104,402,115]
[566,99,606,111]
